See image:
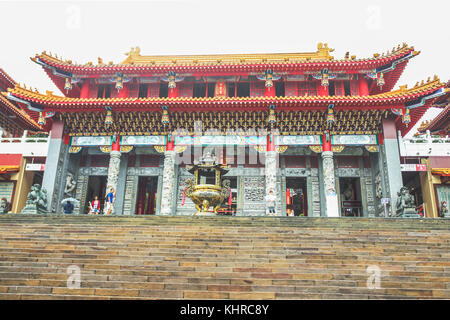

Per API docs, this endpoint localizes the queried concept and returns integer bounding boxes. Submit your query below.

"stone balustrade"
[398,130,450,157]
[0,130,50,157]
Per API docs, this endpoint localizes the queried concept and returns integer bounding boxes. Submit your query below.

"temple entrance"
[135,176,158,215]
[339,177,362,217]
[85,176,107,214]
[286,178,307,216]
[402,171,424,216]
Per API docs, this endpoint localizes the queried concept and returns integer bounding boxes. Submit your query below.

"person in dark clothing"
[63,201,74,214]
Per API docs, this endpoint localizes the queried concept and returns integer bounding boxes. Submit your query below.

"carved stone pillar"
[265,150,278,215]
[321,151,339,217]
[160,150,176,215]
[105,150,121,214]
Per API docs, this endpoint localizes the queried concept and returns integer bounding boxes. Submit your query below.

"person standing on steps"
[89,196,101,215]
[265,189,276,216]
[105,188,115,215]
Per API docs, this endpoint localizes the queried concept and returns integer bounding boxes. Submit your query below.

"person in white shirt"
[266,189,276,215]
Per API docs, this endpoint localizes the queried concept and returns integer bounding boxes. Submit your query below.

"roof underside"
[4,77,445,137]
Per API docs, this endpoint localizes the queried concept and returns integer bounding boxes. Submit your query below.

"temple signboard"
[332,135,377,145]
[400,164,427,171]
[277,135,321,145]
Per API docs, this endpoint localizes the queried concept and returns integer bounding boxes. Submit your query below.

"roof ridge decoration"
[121,42,336,65]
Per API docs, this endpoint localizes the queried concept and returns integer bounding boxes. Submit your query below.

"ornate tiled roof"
[0,93,42,131]
[4,76,443,112]
[418,104,450,134]
[32,43,418,74]
[0,68,16,90]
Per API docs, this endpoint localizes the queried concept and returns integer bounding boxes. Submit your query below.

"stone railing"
[398,130,450,157]
[0,130,50,157]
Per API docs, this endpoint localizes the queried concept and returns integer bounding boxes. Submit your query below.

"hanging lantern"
[321,68,329,87]
[64,77,72,91]
[377,72,385,88]
[161,105,169,125]
[168,71,176,89]
[105,106,113,126]
[265,69,274,88]
[402,108,411,126]
[268,104,276,125]
[38,112,46,126]
[326,104,335,125]
[115,73,124,91]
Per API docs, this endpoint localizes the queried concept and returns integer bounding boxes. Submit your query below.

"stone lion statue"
[22,184,48,214]
[0,198,10,214]
[395,186,416,217]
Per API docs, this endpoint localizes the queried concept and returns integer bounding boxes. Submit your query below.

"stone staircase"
[0,215,449,300]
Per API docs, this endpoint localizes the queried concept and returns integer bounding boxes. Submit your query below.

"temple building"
[3,43,448,217]
[0,68,47,213]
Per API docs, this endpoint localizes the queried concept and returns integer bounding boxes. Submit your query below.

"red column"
[166,134,175,151]
[264,85,276,97]
[168,86,179,98]
[80,80,90,98]
[118,83,129,98]
[111,134,120,151]
[358,77,369,96]
[267,134,275,151]
[322,132,332,152]
[317,82,329,96]
[377,133,384,145]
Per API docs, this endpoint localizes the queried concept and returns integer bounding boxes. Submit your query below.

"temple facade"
[3,43,448,217]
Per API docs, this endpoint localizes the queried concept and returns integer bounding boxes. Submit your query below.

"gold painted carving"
[100,146,111,153]
[309,145,323,153]
[276,146,288,153]
[69,146,82,154]
[154,145,165,153]
[365,145,379,152]
[332,145,345,153]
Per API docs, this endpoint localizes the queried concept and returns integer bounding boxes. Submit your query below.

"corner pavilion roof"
[0,69,42,132]
[32,43,419,96]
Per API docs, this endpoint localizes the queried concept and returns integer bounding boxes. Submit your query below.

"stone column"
[381,119,404,212]
[160,150,176,215]
[321,151,339,217]
[265,150,278,215]
[105,150,121,214]
[42,119,67,213]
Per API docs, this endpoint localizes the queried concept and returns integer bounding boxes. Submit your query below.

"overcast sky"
[0,0,448,136]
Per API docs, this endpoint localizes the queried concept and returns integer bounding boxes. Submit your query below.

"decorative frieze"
[285,168,310,177]
[336,168,360,177]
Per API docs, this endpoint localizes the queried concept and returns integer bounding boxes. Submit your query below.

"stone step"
[0,215,449,299]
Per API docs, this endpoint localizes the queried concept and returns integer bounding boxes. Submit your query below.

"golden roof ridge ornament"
[120,43,335,65]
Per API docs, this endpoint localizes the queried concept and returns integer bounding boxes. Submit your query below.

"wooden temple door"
[135,176,157,215]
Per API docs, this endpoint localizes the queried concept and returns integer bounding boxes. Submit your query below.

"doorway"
[135,176,158,215]
[286,177,307,216]
[339,177,362,217]
[85,176,107,214]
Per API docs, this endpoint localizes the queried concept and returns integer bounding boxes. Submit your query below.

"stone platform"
[0,215,449,300]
